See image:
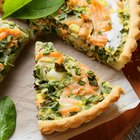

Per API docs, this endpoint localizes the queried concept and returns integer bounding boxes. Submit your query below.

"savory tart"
[0,19,29,82]
[34,41,123,134]
[31,0,140,70]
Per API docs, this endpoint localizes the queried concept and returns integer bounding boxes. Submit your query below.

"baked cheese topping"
[34,42,113,120]
[0,19,29,82]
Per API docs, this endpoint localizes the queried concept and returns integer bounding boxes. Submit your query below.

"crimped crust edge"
[38,86,124,134]
[110,0,140,70]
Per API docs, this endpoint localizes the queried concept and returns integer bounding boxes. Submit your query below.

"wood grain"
[70,41,140,140]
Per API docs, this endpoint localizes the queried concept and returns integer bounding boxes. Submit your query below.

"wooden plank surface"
[70,41,140,140]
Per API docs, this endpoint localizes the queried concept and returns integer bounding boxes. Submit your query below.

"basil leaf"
[3,0,32,19]
[0,96,16,140]
[11,0,64,19]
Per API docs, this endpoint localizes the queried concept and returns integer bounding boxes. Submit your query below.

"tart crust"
[38,86,123,134]
[111,0,140,70]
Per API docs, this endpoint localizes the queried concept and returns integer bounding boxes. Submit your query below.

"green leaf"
[11,0,65,19]
[0,96,16,140]
[3,0,32,19]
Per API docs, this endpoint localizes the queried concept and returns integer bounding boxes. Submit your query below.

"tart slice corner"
[34,41,124,134]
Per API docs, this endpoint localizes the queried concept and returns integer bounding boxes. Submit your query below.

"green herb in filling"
[100,81,112,95]
[78,80,85,85]
[87,70,98,86]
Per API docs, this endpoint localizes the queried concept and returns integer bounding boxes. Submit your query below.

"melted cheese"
[105,13,123,49]
[47,69,66,81]
[106,0,118,11]
[105,0,123,49]
[58,97,82,117]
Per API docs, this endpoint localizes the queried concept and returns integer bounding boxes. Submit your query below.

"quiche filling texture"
[31,0,134,70]
[34,42,123,134]
[0,19,29,82]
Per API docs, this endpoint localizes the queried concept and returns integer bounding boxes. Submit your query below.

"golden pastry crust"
[110,0,140,70]
[38,86,123,134]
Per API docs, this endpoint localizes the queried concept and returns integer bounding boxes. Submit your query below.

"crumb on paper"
[137,66,140,72]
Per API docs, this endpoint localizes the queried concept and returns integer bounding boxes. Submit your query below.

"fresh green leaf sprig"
[0,96,16,140]
[3,0,65,19]
[3,0,32,19]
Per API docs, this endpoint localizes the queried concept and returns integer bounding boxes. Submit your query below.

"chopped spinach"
[86,0,92,4]
[55,63,66,72]
[73,6,87,14]
[38,108,61,120]
[87,70,98,86]
[43,42,54,55]
[86,95,104,105]
[69,112,78,117]
[78,80,85,86]
[57,13,67,21]
[75,66,81,76]
[100,81,112,95]
[48,102,60,111]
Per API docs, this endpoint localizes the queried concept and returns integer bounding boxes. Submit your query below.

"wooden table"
[70,41,140,140]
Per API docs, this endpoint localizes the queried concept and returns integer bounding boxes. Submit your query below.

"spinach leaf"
[0,96,16,140]
[8,0,64,19]
[3,0,32,19]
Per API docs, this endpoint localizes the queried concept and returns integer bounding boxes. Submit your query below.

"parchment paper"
[0,28,139,140]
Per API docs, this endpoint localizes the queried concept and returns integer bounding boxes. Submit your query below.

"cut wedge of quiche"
[31,0,140,70]
[34,41,124,134]
[0,19,29,82]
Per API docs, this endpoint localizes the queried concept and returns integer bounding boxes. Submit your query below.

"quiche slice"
[31,0,140,70]
[0,19,29,82]
[34,41,124,134]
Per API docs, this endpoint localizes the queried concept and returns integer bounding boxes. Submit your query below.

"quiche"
[0,19,29,82]
[34,41,123,134]
[31,0,140,70]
